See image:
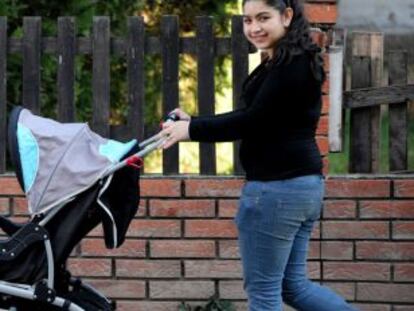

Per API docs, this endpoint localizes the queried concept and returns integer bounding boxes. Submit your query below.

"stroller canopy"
[8,106,137,216]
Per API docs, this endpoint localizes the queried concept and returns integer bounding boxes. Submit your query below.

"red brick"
[150,240,215,258]
[116,259,181,278]
[316,136,329,155]
[310,29,328,48]
[127,219,181,237]
[324,262,390,281]
[393,307,414,311]
[394,180,414,198]
[322,95,329,115]
[308,261,321,279]
[185,220,237,238]
[322,200,357,219]
[140,178,181,197]
[185,260,242,278]
[356,242,414,260]
[86,279,145,299]
[185,179,243,197]
[312,221,321,239]
[322,156,329,176]
[323,53,330,74]
[316,116,328,136]
[308,241,320,259]
[136,199,147,217]
[393,221,414,239]
[304,3,338,24]
[357,283,414,303]
[218,199,238,218]
[0,198,10,215]
[360,201,414,219]
[12,197,28,216]
[322,74,329,95]
[394,263,414,282]
[116,301,178,311]
[0,177,24,195]
[81,238,146,257]
[322,282,355,300]
[149,281,214,299]
[219,280,247,299]
[353,304,391,311]
[149,199,215,217]
[68,258,111,277]
[321,241,354,260]
[325,179,391,198]
[322,221,389,239]
[219,240,239,259]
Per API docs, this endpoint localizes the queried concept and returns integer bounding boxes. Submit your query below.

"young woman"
[160,0,358,310]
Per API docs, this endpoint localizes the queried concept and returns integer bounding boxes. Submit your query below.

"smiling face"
[243,0,293,58]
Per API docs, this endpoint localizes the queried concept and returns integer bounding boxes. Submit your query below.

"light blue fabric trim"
[17,124,39,193]
[99,139,137,163]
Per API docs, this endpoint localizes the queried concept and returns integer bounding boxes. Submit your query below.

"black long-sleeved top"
[189,53,323,180]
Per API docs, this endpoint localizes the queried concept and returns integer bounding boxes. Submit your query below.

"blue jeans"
[235,175,358,311]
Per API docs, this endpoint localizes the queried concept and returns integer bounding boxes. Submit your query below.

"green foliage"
[178,296,236,311]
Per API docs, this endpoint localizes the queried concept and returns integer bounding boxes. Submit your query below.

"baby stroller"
[0,106,169,311]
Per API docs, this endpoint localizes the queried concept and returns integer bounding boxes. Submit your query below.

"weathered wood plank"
[351,31,384,173]
[349,56,372,173]
[0,17,7,173]
[197,16,216,175]
[232,15,249,175]
[126,16,145,143]
[57,17,76,122]
[92,17,110,137]
[161,16,179,175]
[329,45,344,152]
[23,17,41,114]
[8,37,236,57]
[388,51,408,172]
[343,84,414,108]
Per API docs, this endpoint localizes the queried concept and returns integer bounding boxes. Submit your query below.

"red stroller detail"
[0,107,167,311]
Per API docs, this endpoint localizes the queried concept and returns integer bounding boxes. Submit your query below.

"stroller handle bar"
[103,112,179,177]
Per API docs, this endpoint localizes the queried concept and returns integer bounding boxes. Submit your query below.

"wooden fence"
[336,31,414,173]
[0,16,251,175]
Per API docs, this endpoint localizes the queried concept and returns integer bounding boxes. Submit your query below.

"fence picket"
[161,16,179,175]
[57,17,76,122]
[197,16,216,175]
[126,16,145,143]
[388,51,408,172]
[23,17,41,114]
[0,17,6,173]
[92,17,110,137]
[231,16,249,175]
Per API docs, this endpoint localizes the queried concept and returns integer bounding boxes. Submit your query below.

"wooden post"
[92,17,111,137]
[23,17,41,114]
[57,17,76,122]
[329,45,344,152]
[388,51,408,172]
[350,32,384,173]
[161,16,179,175]
[197,16,216,175]
[349,56,372,173]
[231,15,249,175]
[0,17,7,173]
[126,16,145,143]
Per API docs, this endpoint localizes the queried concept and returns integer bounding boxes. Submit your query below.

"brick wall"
[1,176,413,310]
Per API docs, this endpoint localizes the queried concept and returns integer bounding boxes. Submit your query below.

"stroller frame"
[0,119,168,311]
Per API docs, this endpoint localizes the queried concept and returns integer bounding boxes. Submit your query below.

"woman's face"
[243,0,293,57]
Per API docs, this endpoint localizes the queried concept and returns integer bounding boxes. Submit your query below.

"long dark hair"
[242,0,326,83]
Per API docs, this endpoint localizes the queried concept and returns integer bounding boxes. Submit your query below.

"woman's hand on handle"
[160,120,190,149]
[169,108,191,121]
